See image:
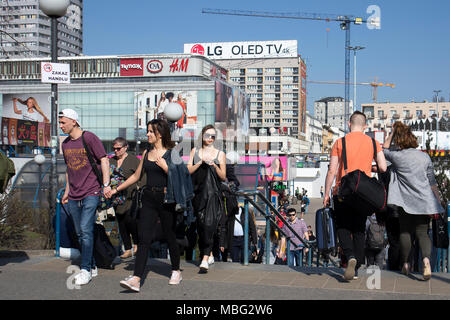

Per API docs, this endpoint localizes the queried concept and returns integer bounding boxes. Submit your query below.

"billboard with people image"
[1,93,51,147]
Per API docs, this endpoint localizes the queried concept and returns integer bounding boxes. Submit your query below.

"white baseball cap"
[58,108,81,127]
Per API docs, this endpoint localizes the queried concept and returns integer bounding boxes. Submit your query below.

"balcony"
[404,115,413,120]
[392,114,400,120]
[378,114,387,120]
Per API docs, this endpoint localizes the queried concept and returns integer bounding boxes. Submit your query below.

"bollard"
[244,199,249,266]
[286,239,290,266]
[55,188,65,258]
[308,245,312,267]
[447,201,450,273]
[265,209,270,265]
[299,249,303,267]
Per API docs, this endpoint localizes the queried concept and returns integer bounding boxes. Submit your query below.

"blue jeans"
[288,249,303,267]
[68,195,99,272]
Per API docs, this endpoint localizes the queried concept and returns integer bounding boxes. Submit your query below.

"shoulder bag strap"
[341,137,348,175]
[371,138,380,175]
[81,131,103,187]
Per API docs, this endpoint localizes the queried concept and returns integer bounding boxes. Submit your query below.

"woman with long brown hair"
[12,97,49,122]
[108,119,182,291]
[383,121,444,280]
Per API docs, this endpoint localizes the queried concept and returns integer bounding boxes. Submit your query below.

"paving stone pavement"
[0,253,449,301]
[1,199,448,302]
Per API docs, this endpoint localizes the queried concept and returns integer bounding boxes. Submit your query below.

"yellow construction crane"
[307,78,395,102]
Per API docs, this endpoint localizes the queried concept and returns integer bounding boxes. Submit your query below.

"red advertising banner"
[1,117,9,145]
[8,118,18,146]
[120,58,144,77]
[37,122,51,147]
[17,119,38,146]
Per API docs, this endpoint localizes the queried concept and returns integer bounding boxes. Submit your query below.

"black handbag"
[338,137,387,214]
[129,186,146,221]
[432,212,449,249]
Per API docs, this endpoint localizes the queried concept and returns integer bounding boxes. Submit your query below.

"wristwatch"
[103,182,110,188]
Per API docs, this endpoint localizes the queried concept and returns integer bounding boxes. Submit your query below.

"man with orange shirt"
[323,111,387,281]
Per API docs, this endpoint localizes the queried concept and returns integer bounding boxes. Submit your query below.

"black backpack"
[366,216,386,250]
[93,223,117,269]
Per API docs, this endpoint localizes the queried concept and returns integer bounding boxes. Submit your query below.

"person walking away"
[187,125,226,273]
[365,213,386,269]
[278,208,309,267]
[108,119,189,291]
[383,122,444,280]
[323,111,387,281]
[109,137,143,259]
[60,109,111,286]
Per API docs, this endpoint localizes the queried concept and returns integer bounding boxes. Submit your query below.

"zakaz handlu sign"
[41,62,70,84]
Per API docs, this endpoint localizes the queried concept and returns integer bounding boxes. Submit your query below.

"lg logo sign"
[147,60,163,73]
[190,44,205,55]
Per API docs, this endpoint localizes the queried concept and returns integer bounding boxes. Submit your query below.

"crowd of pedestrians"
[323,112,444,281]
[58,108,445,292]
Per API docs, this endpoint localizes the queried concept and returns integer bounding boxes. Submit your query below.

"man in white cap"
[59,108,111,286]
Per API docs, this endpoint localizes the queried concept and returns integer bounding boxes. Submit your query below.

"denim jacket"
[163,149,194,217]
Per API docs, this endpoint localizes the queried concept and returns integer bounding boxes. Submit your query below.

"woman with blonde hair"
[383,121,444,280]
[12,97,49,123]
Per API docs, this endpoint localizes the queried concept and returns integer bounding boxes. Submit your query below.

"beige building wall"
[362,101,450,131]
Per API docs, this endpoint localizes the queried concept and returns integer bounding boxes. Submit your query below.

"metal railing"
[237,190,318,266]
[432,201,450,273]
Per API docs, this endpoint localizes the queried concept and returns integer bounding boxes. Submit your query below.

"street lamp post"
[39,0,70,229]
[347,46,365,112]
[164,102,183,141]
[433,90,441,148]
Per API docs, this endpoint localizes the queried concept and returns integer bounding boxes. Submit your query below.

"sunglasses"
[204,133,216,140]
[113,146,124,151]
[286,213,297,217]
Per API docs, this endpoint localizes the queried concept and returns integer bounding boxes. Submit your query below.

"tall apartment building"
[314,97,354,132]
[0,0,82,58]
[184,40,307,139]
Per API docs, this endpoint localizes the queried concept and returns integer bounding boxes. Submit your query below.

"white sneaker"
[75,269,92,286]
[91,267,98,278]
[199,260,209,273]
[208,256,215,265]
[169,270,182,285]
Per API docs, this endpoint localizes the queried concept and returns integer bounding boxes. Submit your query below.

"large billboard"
[184,40,298,60]
[214,80,249,136]
[1,93,51,147]
[135,90,199,139]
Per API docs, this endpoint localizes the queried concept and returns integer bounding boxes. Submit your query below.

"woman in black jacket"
[187,125,226,273]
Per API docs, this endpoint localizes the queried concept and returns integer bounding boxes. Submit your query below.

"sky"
[83,0,450,113]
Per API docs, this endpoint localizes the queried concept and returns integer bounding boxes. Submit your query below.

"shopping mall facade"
[0,53,252,156]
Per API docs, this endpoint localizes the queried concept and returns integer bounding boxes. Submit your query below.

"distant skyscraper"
[314,97,354,131]
[0,0,82,58]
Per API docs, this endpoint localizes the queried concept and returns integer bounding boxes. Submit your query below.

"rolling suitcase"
[315,207,337,257]
[93,223,117,269]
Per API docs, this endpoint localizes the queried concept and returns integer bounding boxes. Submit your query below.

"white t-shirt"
[233,209,244,236]
[158,99,169,114]
[23,109,42,122]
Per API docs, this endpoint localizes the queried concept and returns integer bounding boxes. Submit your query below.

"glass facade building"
[0,54,248,155]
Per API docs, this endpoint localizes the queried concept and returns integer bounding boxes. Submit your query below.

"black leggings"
[134,190,180,278]
[116,210,138,251]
